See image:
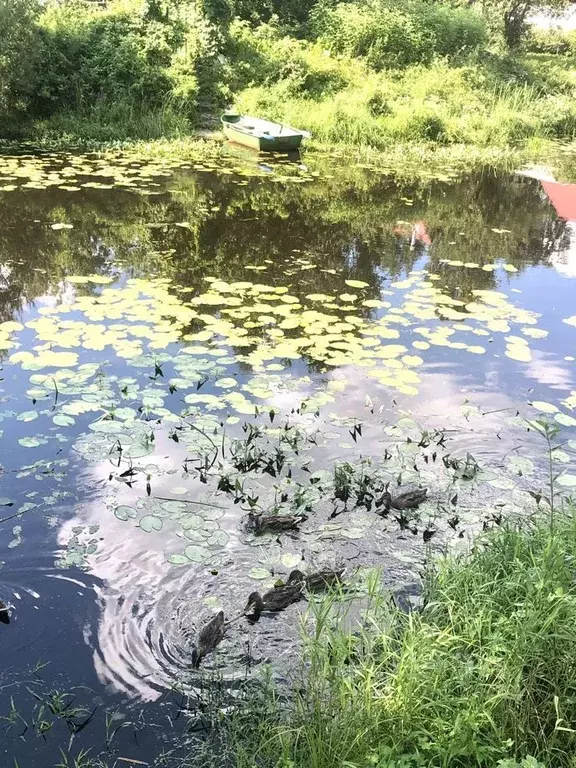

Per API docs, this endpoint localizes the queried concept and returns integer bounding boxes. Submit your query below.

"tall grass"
[224,515,576,768]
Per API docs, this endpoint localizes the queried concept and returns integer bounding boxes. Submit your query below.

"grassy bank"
[1,1,576,168]
[212,515,576,768]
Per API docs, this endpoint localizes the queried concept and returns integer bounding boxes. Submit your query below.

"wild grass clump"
[226,515,576,767]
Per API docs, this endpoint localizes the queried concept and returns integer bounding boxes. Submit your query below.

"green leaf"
[281,553,302,568]
[114,505,137,521]
[53,413,76,427]
[139,515,163,532]
[168,554,190,565]
[184,544,208,563]
[17,410,39,422]
[18,436,41,448]
[249,567,271,580]
[555,413,576,427]
[531,401,559,414]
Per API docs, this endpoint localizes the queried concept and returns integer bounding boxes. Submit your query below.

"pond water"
[1,147,576,766]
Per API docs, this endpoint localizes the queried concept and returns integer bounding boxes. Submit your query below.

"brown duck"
[304,569,344,592]
[382,488,428,511]
[244,570,305,621]
[191,610,225,668]
[248,512,307,535]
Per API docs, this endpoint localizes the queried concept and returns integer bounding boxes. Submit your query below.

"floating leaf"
[114,505,137,521]
[281,553,302,568]
[18,436,42,448]
[168,554,190,565]
[185,544,208,563]
[53,413,75,427]
[139,515,163,532]
[531,400,558,414]
[555,413,576,427]
[557,474,576,487]
[17,410,38,422]
[344,280,369,289]
[248,567,272,580]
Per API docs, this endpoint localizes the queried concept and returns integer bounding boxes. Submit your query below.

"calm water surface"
[0,148,575,766]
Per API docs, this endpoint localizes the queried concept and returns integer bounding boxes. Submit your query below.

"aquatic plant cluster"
[2,147,576,767]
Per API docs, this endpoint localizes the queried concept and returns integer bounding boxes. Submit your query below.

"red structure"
[541,180,576,222]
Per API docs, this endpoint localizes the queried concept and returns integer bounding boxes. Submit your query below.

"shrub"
[310,0,487,69]
[524,25,576,54]
[225,21,350,96]
[32,0,225,123]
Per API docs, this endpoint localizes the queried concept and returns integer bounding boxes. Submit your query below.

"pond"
[0,147,575,766]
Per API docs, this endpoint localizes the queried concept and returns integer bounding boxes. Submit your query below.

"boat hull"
[221,115,305,152]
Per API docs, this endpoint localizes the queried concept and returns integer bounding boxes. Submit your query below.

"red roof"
[541,180,576,222]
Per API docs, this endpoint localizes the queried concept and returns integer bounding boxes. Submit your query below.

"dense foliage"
[310,0,487,68]
[0,0,575,148]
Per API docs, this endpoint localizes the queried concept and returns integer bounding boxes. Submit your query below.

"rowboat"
[221,113,309,152]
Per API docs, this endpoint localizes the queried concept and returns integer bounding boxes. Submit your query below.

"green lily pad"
[139,515,163,532]
[17,410,39,422]
[184,544,208,563]
[168,554,190,565]
[281,553,302,568]
[114,505,137,521]
[249,567,272,580]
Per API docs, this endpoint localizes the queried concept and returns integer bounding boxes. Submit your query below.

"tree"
[477,0,573,47]
[0,0,41,130]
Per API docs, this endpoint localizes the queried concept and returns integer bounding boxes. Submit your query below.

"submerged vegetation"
[0,0,575,160]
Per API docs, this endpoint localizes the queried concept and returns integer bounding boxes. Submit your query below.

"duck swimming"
[0,600,9,625]
[381,487,428,511]
[248,512,307,535]
[244,570,305,621]
[191,610,225,668]
[304,568,344,592]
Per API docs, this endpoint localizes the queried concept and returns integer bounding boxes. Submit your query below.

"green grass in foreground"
[222,515,576,768]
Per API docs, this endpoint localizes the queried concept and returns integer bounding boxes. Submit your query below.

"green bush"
[310,0,487,69]
[225,21,350,96]
[524,25,576,55]
[31,0,224,125]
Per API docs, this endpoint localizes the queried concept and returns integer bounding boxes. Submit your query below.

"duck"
[0,600,9,625]
[304,569,344,592]
[244,570,305,621]
[381,487,428,511]
[248,512,307,535]
[191,610,225,668]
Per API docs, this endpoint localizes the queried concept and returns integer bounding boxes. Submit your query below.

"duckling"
[248,512,307,535]
[305,569,344,592]
[381,487,428,511]
[0,600,9,625]
[191,610,225,668]
[244,570,305,621]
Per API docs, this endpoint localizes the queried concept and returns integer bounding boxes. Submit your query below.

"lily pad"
[168,554,190,565]
[184,544,208,563]
[114,505,137,521]
[249,567,272,580]
[139,515,163,532]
